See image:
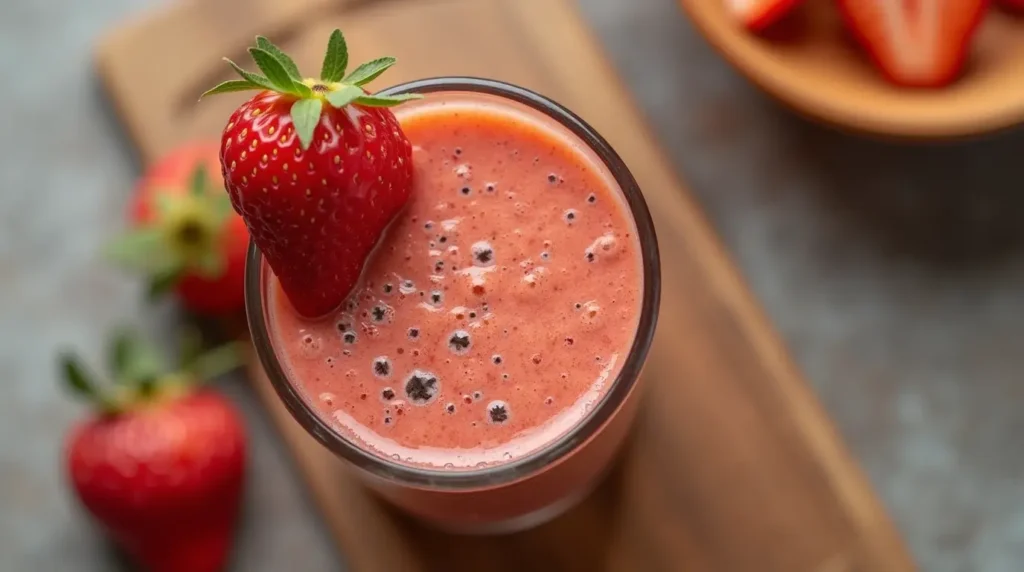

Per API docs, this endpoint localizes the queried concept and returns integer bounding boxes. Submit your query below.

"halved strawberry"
[836,0,990,88]
[725,0,803,31]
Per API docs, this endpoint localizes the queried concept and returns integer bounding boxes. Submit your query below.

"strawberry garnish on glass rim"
[201,29,421,318]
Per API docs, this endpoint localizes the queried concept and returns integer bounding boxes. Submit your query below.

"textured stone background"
[1,0,1021,570]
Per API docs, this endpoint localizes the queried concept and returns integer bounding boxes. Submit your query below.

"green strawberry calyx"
[59,328,243,415]
[105,164,234,300]
[200,28,422,150]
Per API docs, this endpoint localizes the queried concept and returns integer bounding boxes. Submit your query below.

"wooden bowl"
[678,0,1024,139]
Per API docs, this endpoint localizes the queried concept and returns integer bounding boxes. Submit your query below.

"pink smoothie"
[268,94,643,474]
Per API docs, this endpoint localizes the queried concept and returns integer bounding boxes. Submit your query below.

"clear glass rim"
[245,77,661,489]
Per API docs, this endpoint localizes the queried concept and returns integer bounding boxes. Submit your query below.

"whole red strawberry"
[106,142,250,316]
[201,30,420,317]
[61,330,246,572]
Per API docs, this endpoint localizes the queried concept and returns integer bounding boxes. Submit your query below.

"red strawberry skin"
[995,0,1024,11]
[836,0,990,87]
[726,0,803,31]
[66,391,247,572]
[220,90,413,317]
[130,143,250,316]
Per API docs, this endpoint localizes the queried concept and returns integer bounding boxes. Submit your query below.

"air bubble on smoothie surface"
[487,401,510,425]
[586,234,619,261]
[428,290,444,307]
[448,330,471,355]
[399,280,416,294]
[471,241,495,267]
[319,393,335,406]
[300,335,322,357]
[335,318,353,333]
[581,301,601,326]
[372,356,391,378]
[454,163,472,179]
[404,370,440,405]
[370,304,392,323]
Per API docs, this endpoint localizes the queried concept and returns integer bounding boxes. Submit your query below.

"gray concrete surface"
[1,0,1022,570]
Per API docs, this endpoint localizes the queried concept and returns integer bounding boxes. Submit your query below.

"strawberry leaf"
[109,329,135,381]
[153,192,176,218]
[224,58,275,91]
[325,85,364,109]
[147,261,184,301]
[320,29,349,83]
[195,248,227,279]
[291,98,323,151]
[354,93,423,107]
[109,329,166,385]
[212,192,234,221]
[293,82,313,99]
[179,327,205,369]
[343,57,396,86]
[60,353,101,400]
[249,48,301,95]
[190,342,243,381]
[200,79,263,99]
[256,36,302,80]
[104,228,164,270]
[189,164,209,197]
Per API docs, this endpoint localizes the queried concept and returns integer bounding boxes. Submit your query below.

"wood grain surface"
[95,0,916,570]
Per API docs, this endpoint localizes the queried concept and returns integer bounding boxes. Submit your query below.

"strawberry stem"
[187,341,244,383]
[58,329,245,414]
[200,28,423,150]
[60,353,121,413]
[109,327,166,384]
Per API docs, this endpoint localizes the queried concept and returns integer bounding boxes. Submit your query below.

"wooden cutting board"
[95,0,916,570]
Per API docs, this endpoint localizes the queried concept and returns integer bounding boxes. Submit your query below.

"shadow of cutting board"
[96,0,916,570]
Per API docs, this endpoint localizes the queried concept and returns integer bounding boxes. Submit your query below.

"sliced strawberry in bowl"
[994,0,1024,12]
[201,30,422,318]
[836,0,990,88]
[725,0,804,31]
